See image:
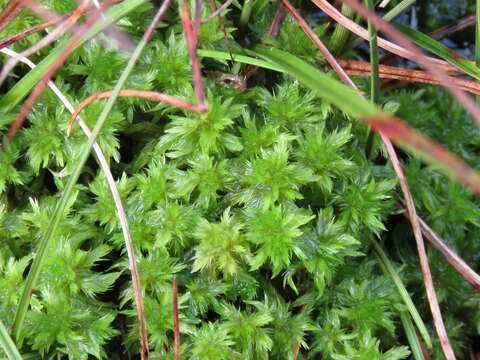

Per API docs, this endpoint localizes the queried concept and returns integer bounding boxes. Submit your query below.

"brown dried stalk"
[0,0,25,33]
[0,0,125,50]
[0,0,92,87]
[396,199,480,291]
[339,59,480,94]
[173,275,180,360]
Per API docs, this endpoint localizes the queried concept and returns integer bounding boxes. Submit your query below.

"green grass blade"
[12,2,152,340]
[383,0,416,22]
[198,49,283,71]
[0,320,22,360]
[394,21,480,81]
[0,0,148,113]
[400,312,426,360]
[476,0,480,104]
[250,46,379,117]
[328,3,354,54]
[372,239,432,348]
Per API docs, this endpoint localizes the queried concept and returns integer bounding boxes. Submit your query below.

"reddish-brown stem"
[68,90,205,135]
[396,199,480,291]
[0,0,124,50]
[173,275,180,360]
[6,1,99,141]
[338,59,480,94]
[0,0,26,33]
[181,0,207,111]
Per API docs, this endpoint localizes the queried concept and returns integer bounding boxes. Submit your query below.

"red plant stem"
[0,0,26,33]
[6,0,98,141]
[173,275,180,360]
[396,200,480,291]
[181,0,207,111]
[68,90,204,135]
[339,59,480,94]
[0,0,125,50]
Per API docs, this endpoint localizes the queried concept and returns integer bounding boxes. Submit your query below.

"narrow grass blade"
[383,0,416,22]
[476,0,480,104]
[400,312,426,360]
[372,239,432,348]
[0,0,148,113]
[0,320,22,360]
[394,22,480,81]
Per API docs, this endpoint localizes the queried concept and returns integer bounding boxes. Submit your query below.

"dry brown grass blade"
[339,59,480,94]
[0,0,25,33]
[0,0,125,50]
[286,1,455,357]
[173,275,180,360]
[5,6,102,141]
[0,0,92,87]
[67,90,205,135]
[396,199,480,291]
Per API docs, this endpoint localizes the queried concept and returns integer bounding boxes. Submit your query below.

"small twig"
[172,275,180,360]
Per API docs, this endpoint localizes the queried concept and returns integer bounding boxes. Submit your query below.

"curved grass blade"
[198,48,283,71]
[394,22,480,81]
[249,45,480,195]
[11,0,170,346]
[0,0,148,113]
[0,320,21,360]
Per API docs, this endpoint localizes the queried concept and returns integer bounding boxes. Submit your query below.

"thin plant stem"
[173,275,180,360]
[365,0,379,158]
[476,0,480,104]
